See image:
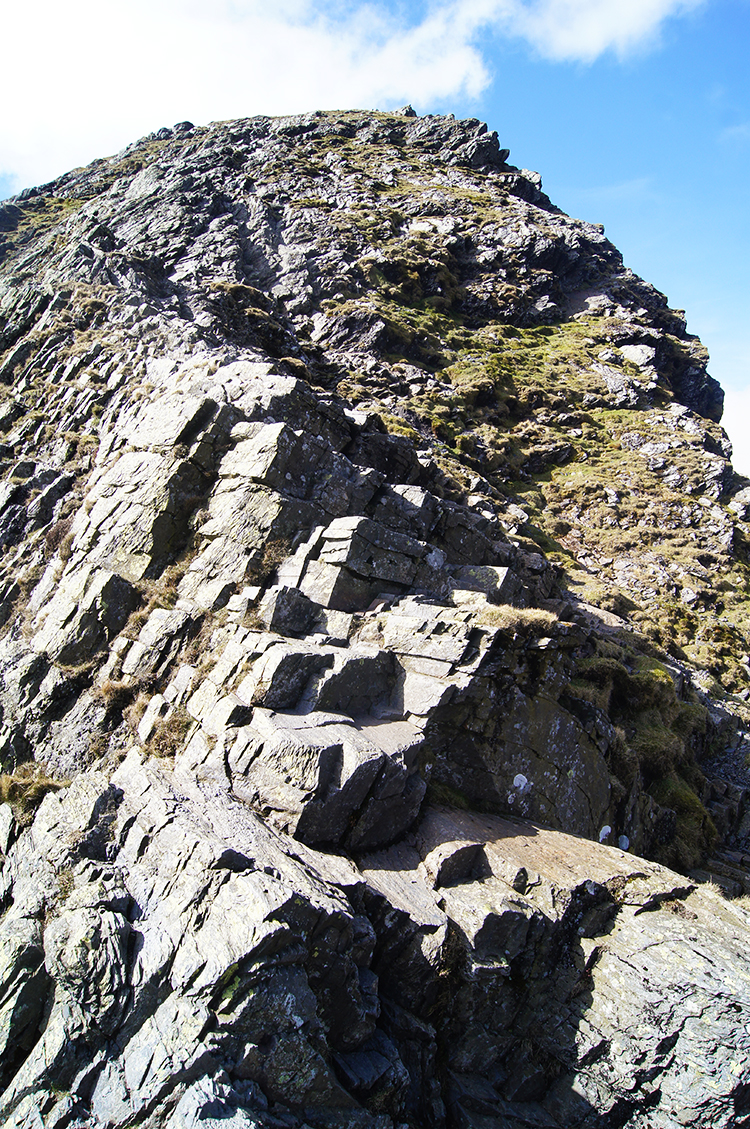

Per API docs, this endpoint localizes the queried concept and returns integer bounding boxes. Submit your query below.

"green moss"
[379,412,421,440]
[283,113,750,868]
[220,971,242,1003]
[427,780,472,810]
[630,724,683,777]
[649,772,717,870]
[17,196,82,234]
[673,701,708,739]
[656,770,707,813]
[522,524,576,566]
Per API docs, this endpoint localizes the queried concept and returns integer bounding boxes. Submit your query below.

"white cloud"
[720,122,750,144]
[0,0,479,190]
[701,326,750,478]
[504,0,704,61]
[721,385,750,479]
[0,0,705,192]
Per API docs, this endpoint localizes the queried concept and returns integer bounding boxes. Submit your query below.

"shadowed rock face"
[0,108,748,1127]
[1,765,749,1129]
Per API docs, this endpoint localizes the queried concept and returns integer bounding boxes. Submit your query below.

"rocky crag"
[0,108,749,1127]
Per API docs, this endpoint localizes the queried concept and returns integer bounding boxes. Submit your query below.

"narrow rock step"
[701,856,750,887]
[690,865,745,898]
[712,847,750,868]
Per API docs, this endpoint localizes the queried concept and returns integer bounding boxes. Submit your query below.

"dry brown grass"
[119,563,189,642]
[92,674,155,713]
[123,690,151,732]
[148,706,193,760]
[0,763,67,827]
[44,515,74,558]
[245,537,293,584]
[94,678,137,712]
[476,604,558,634]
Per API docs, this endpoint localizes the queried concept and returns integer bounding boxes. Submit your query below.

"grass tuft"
[0,763,67,827]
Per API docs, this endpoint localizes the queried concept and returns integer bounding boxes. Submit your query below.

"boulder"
[256,584,319,637]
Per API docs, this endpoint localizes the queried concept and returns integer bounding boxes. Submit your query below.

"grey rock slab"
[230,710,424,850]
[620,342,657,368]
[418,834,488,889]
[276,527,327,590]
[121,606,194,678]
[392,669,464,718]
[355,717,424,762]
[219,422,308,485]
[236,643,335,710]
[432,504,500,566]
[164,1074,271,1128]
[0,914,49,1074]
[43,882,131,1035]
[178,534,249,597]
[311,648,396,716]
[199,480,321,552]
[367,805,750,1127]
[257,584,320,637]
[225,968,361,1106]
[25,472,75,531]
[74,451,208,580]
[215,361,352,452]
[178,575,237,613]
[453,564,523,604]
[298,559,382,613]
[381,611,472,665]
[348,770,426,853]
[100,753,363,1013]
[207,632,268,689]
[0,804,17,855]
[439,684,613,841]
[0,1091,77,1129]
[319,516,425,586]
[177,726,230,785]
[163,663,199,706]
[89,994,213,1123]
[232,718,380,845]
[359,843,447,932]
[29,770,119,871]
[320,608,355,646]
[397,654,454,678]
[594,361,641,407]
[124,391,221,450]
[186,676,222,724]
[137,693,169,743]
[201,693,252,738]
[0,107,747,1129]
[346,428,424,485]
[32,564,138,665]
[217,422,374,521]
[369,484,440,540]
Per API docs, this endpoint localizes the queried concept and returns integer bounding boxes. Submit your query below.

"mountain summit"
[0,109,749,1128]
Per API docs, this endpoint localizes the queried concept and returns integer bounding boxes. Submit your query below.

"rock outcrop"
[0,108,748,1127]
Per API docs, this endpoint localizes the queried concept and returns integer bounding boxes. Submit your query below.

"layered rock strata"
[0,108,748,1127]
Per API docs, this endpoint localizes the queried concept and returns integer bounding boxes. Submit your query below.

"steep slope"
[0,108,748,1128]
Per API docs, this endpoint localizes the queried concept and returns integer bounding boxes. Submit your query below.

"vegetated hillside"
[0,107,748,1129]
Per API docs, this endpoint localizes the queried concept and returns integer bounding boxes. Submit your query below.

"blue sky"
[1,0,748,473]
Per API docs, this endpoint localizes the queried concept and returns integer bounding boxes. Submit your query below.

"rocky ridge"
[0,108,749,1127]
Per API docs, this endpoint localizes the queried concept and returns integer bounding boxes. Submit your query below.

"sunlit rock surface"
[0,108,749,1126]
